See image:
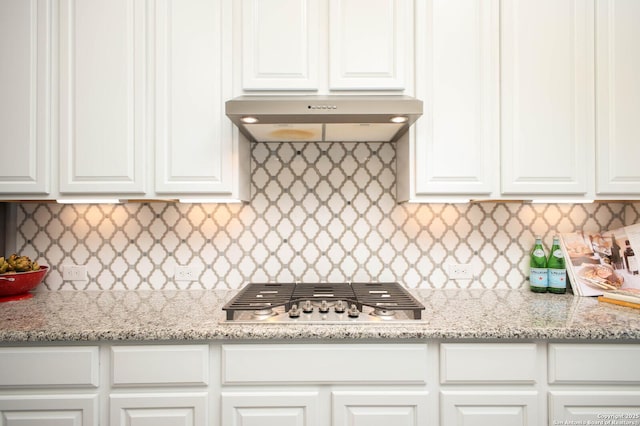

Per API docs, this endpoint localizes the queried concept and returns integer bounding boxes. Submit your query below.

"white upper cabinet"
[155,0,248,198]
[500,0,594,196]
[328,0,408,91]
[595,0,640,196]
[59,0,147,194]
[0,0,52,195]
[410,0,499,198]
[241,0,320,91]
[238,0,411,93]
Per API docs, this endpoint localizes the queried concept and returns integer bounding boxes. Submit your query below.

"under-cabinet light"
[56,199,123,204]
[406,198,471,204]
[530,199,595,204]
[177,198,244,204]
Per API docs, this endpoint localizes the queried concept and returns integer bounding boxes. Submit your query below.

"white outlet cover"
[175,266,197,281]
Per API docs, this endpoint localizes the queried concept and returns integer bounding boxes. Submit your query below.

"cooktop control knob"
[288,304,301,318]
[334,300,346,313]
[302,300,314,313]
[319,300,330,313]
[347,304,360,318]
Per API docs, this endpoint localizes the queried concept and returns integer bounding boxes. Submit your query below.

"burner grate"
[222,283,295,320]
[350,282,425,319]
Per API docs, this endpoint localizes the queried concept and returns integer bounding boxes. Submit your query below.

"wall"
[16,141,630,290]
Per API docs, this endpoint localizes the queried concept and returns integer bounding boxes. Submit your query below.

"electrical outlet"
[175,266,197,281]
[62,265,88,281]
[448,263,473,280]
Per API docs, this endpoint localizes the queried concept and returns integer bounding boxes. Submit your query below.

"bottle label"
[549,268,566,289]
[530,267,548,288]
[533,249,545,258]
[552,249,563,258]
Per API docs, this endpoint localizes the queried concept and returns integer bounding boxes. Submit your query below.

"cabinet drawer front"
[112,345,209,386]
[549,344,640,384]
[440,343,538,384]
[0,346,99,387]
[222,344,428,384]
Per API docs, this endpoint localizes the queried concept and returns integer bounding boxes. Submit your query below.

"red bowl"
[0,266,48,300]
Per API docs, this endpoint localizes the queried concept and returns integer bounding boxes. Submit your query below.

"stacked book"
[559,223,640,308]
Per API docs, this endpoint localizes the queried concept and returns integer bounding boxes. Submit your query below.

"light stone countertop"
[0,289,638,343]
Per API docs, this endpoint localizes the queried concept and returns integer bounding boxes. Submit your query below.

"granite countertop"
[0,289,638,343]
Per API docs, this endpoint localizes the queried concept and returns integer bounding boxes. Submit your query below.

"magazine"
[559,223,640,297]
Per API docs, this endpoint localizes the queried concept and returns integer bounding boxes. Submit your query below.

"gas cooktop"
[222,282,425,323]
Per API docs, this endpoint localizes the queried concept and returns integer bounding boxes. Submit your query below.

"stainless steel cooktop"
[222,282,425,323]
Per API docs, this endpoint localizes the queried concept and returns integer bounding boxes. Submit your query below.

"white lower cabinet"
[109,345,210,426]
[3,342,640,425]
[439,343,542,426]
[548,344,640,425]
[0,346,100,425]
[220,343,431,426]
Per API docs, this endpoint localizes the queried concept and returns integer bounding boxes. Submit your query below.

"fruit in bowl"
[0,254,48,300]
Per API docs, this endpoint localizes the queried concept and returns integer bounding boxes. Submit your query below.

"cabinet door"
[155,0,246,196]
[240,0,320,91]
[110,393,207,426]
[0,0,52,195]
[413,0,499,196]
[0,395,98,426]
[221,391,319,426]
[595,0,640,195]
[329,0,409,90]
[501,0,594,195]
[332,391,429,426]
[59,0,146,194]
[441,391,540,426]
[549,391,640,425]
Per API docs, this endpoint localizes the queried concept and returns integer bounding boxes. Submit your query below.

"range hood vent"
[225,95,423,143]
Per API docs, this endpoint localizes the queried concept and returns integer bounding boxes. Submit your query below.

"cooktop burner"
[222,282,425,323]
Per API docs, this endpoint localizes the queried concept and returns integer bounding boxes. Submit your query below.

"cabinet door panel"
[111,345,209,386]
[155,0,234,194]
[549,391,640,425]
[0,395,97,426]
[548,344,640,384]
[110,393,207,426]
[440,343,537,384]
[59,0,146,194]
[332,391,429,426]
[222,344,428,384]
[414,0,498,195]
[241,0,319,90]
[221,392,318,426]
[596,0,640,195]
[501,0,593,195]
[0,346,99,388]
[441,391,539,426]
[329,0,408,90]
[0,0,52,195]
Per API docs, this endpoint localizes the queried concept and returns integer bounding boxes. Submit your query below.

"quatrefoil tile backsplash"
[15,142,636,290]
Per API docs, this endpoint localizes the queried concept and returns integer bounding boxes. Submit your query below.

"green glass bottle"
[530,236,548,293]
[547,236,566,294]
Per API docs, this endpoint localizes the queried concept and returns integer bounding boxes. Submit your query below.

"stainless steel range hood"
[225,95,423,143]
